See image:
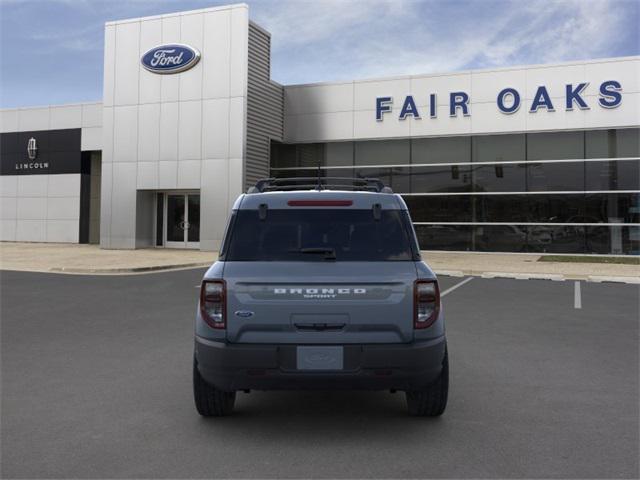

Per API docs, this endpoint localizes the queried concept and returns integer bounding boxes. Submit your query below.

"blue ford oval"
[141,44,200,74]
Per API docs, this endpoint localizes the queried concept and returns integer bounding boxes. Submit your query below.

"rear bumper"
[194,336,446,391]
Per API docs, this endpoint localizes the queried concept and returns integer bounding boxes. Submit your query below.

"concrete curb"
[49,262,211,274]
[434,270,639,284]
[588,275,640,284]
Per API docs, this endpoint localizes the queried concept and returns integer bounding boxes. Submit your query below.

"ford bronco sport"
[193,177,448,416]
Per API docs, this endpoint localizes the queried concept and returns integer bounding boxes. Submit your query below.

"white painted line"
[441,277,474,297]
[574,281,582,309]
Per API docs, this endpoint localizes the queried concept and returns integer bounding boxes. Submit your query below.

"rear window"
[224,209,417,261]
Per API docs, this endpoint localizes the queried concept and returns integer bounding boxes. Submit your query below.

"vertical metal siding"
[245,23,284,190]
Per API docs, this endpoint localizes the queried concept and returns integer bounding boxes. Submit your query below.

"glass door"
[163,192,200,249]
[186,194,200,248]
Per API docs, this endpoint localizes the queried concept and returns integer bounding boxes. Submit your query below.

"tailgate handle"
[295,323,345,332]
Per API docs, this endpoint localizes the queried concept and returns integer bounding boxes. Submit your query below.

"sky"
[0,0,638,108]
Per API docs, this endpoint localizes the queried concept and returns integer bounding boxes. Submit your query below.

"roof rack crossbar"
[247,177,392,194]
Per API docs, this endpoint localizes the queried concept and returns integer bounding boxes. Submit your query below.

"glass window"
[412,136,471,164]
[297,143,325,168]
[270,142,296,169]
[586,226,640,255]
[472,164,526,192]
[225,209,416,261]
[272,168,356,185]
[585,193,640,223]
[355,167,410,193]
[526,162,585,191]
[272,169,309,179]
[474,195,531,223]
[617,128,640,158]
[586,128,640,158]
[473,225,528,252]
[473,194,585,223]
[472,134,525,163]
[326,142,353,166]
[411,165,472,193]
[525,194,585,223]
[403,195,473,222]
[355,139,410,166]
[585,160,640,190]
[527,131,584,160]
[325,167,354,180]
[414,224,472,251]
[525,226,586,254]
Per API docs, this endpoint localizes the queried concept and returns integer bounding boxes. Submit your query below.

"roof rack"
[247,177,393,194]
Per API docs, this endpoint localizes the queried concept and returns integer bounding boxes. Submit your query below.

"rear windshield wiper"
[296,247,337,260]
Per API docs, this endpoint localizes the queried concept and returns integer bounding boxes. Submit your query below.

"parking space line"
[574,281,582,309]
[441,277,473,297]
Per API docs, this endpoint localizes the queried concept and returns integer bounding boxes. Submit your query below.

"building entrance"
[163,192,200,249]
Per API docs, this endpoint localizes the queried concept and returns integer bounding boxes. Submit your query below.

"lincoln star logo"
[27,137,37,160]
[141,44,200,74]
[16,137,48,171]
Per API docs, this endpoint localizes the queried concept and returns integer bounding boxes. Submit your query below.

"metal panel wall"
[101,4,250,251]
[245,22,284,190]
[283,57,640,143]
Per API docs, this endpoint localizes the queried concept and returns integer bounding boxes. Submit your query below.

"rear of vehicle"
[193,180,448,417]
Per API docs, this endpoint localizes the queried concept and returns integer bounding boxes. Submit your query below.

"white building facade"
[1,4,638,254]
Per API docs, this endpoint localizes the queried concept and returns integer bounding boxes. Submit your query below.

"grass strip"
[538,255,639,265]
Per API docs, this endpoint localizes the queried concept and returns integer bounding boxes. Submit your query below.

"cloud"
[252,0,637,84]
[0,0,637,107]
[26,24,103,52]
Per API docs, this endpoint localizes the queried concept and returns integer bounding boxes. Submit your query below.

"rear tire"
[193,357,236,417]
[406,346,449,417]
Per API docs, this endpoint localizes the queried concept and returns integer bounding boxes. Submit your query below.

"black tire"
[405,346,449,417]
[193,357,236,417]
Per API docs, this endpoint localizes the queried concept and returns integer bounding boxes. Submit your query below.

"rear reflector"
[287,200,353,207]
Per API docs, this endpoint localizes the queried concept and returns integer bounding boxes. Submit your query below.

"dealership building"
[1,3,638,254]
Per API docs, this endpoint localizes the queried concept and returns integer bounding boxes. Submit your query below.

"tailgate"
[224,261,417,344]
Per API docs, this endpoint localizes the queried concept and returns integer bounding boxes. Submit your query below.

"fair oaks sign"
[375,80,623,121]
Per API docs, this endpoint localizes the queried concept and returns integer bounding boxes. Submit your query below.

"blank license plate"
[296,346,343,370]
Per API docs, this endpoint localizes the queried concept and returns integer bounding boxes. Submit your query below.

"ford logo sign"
[141,44,200,74]
[234,310,255,318]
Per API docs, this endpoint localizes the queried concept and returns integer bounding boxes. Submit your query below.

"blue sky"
[1,0,638,108]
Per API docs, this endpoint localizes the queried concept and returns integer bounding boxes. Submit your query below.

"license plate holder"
[296,346,344,371]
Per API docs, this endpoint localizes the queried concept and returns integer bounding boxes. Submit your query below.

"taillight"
[200,280,226,329]
[414,280,440,329]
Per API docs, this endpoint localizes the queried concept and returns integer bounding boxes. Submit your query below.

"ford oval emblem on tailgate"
[141,44,200,74]
[234,310,254,318]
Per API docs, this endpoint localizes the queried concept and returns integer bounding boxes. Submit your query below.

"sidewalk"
[0,242,638,282]
[422,251,639,283]
[0,242,215,274]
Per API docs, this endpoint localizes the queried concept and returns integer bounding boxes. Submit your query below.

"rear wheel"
[193,357,236,417]
[406,346,449,417]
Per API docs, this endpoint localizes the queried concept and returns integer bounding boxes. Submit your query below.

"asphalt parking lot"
[1,268,638,479]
